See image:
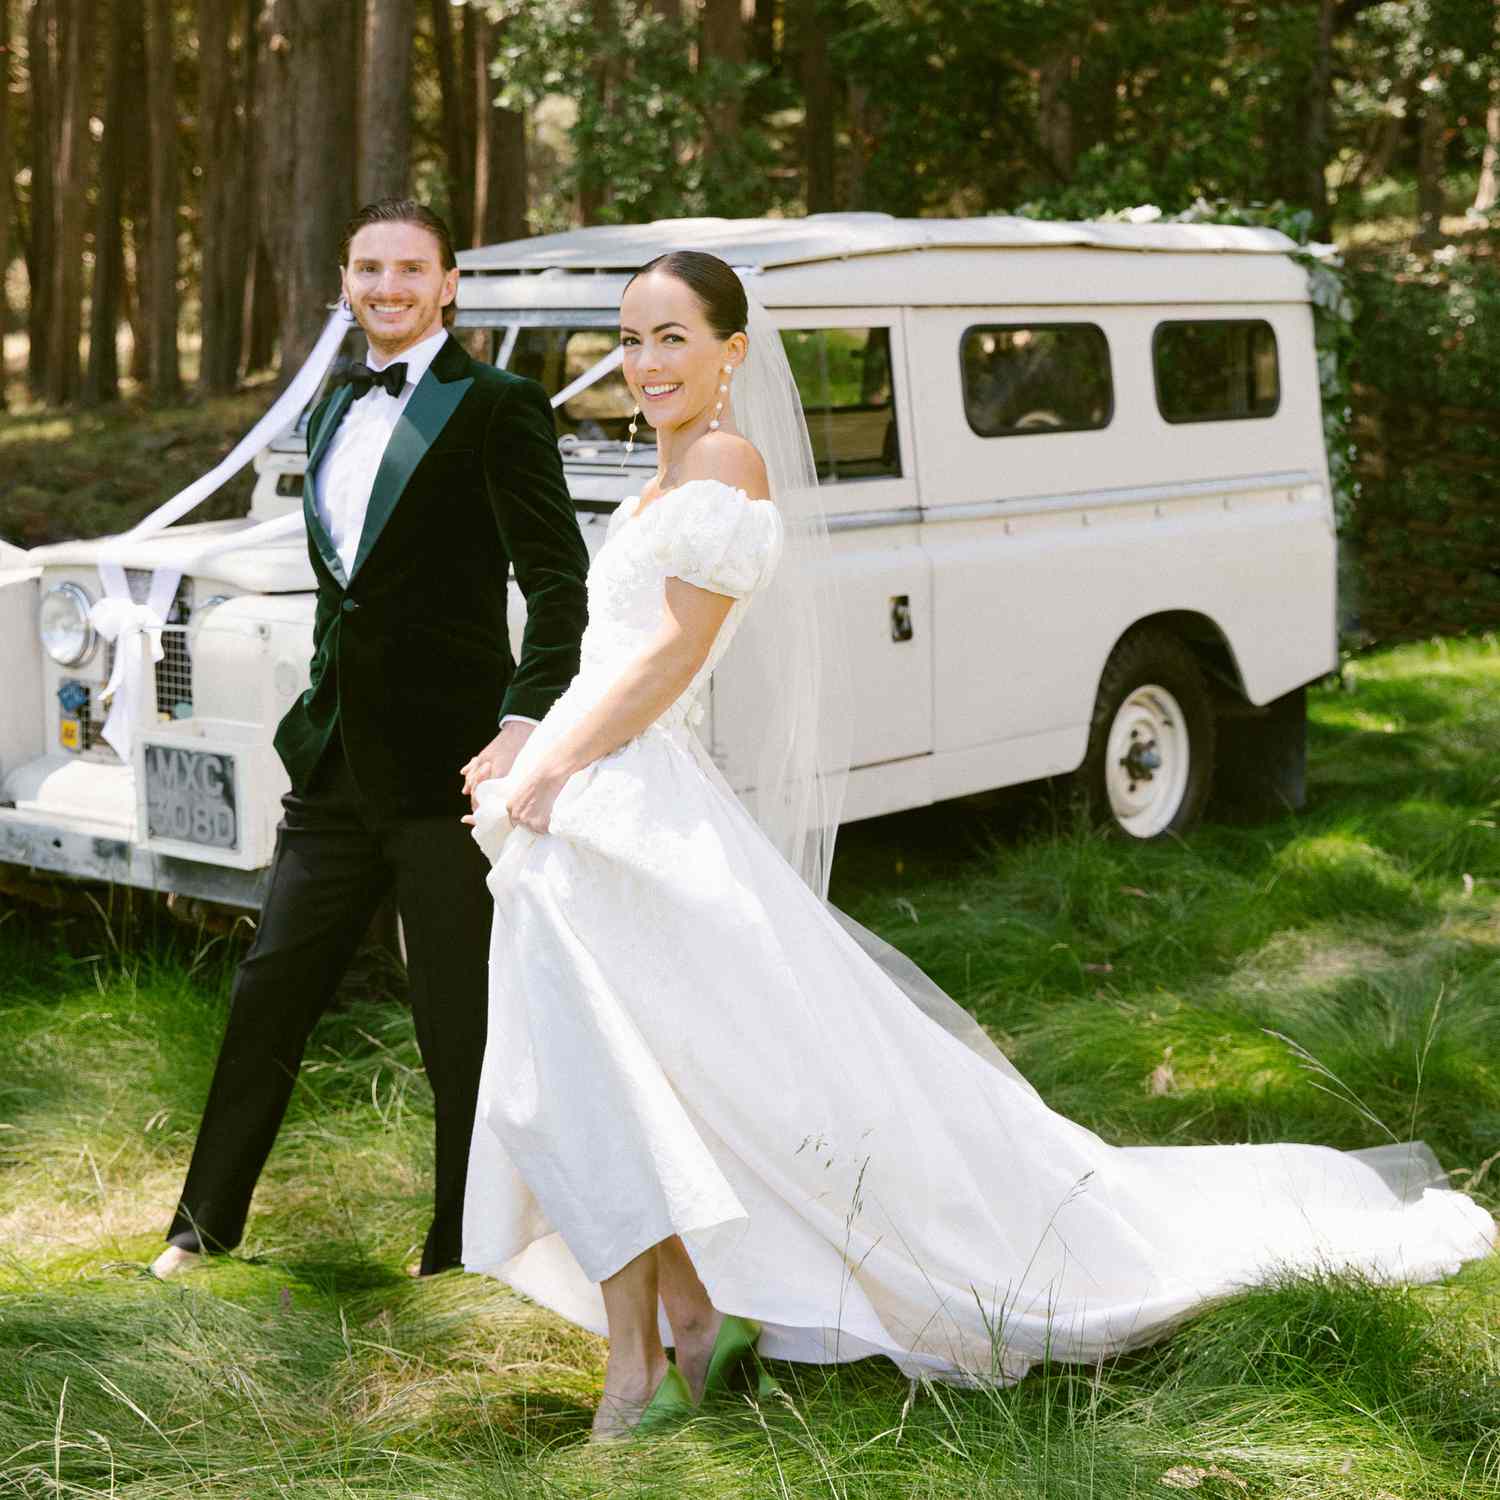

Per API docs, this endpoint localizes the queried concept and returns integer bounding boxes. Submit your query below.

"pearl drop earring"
[623,404,640,463]
[710,363,731,430]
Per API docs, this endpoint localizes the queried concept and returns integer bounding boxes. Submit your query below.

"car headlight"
[39,582,98,666]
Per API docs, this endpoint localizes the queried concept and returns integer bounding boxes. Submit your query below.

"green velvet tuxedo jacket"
[272,333,590,820]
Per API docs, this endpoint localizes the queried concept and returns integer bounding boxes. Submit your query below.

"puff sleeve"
[651,480,783,599]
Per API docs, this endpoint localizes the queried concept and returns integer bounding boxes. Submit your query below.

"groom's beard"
[351,295,446,358]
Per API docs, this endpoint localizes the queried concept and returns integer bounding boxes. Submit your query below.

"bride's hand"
[501,761,572,835]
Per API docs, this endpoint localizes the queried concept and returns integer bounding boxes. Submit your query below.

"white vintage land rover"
[0,214,1335,914]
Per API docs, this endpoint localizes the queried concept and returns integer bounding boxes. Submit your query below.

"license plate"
[59,718,81,751]
[144,744,239,850]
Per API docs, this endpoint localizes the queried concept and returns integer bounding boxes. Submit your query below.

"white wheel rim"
[1104,684,1191,838]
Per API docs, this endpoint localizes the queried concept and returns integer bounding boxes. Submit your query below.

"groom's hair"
[340,198,459,329]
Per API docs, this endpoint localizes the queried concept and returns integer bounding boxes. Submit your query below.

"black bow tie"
[343,361,407,399]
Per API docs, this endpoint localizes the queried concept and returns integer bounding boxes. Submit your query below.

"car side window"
[1153,319,1280,423]
[960,324,1113,438]
[780,327,901,481]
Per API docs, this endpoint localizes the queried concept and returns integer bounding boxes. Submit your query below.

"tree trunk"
[470,6,527,244]
[143,0,179,398]
[1298,0,1335,238]
[198,0,249,393]
[577,0,614,224]
[85,0,134,403]
[1474,60,1500,215]
[45,0,93,405]
[1415,79,1447,249]
[278,0,356,377]
[750,0,774,73]
[1037,44,1077,180]
[428,0,470,245]
[0,0,13,407]
[240,0,279,373]
[847,80,873,209]
[359,0,413,201]
[797,0,834,212]
[26,0,55,396]
[699,0,745,170]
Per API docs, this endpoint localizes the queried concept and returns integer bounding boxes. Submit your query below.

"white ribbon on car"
[84,308,625,758]
[91,561,183,759]
[88,303,357,759]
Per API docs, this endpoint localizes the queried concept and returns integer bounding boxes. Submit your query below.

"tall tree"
[359,0,413,201]
[278,0,356,375]
[428,0,470,244]
[699,0,745,166]
[1415,73,1448,247]
[576,0,614,223]
[198,0,248,393]
[143,0,178,397]
[243,0,282,374]
[0,0,13,407]
[25,0,54,395]
[84,0,135,403]
[470,4,526,244]
[44,0,93,404]
[796,0,834,211]
[1472,4,1499,216]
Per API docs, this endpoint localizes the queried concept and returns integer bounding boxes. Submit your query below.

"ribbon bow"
[342,360,407,400]
[89,564,182,760]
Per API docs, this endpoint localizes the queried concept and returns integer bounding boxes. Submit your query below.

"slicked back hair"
[625,251,748,341]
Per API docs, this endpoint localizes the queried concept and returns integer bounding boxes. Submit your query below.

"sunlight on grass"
[2,637,1499,1496]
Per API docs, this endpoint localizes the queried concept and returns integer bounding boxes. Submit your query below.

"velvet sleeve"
[482,376,591,724]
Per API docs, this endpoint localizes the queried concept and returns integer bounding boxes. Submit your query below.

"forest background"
[2,0,1499,642]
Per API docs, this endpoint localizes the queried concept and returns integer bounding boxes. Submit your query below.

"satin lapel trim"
[303,385,354,590]
[349,368,474,581]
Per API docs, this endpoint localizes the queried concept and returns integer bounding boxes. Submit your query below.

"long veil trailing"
[726,280,1040,1091]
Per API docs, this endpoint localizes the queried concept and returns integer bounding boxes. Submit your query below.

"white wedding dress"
[461,478,1495,1385]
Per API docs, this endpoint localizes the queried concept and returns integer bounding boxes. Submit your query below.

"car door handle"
[890,595,913,642]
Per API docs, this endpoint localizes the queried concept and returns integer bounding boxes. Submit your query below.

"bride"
[459,251,1495,1440]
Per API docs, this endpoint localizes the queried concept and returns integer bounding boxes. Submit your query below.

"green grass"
[2,636,1499,1497]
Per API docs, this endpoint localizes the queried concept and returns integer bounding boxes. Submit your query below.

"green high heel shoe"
[700,1314,764,1399]
[634,1361,695,1434]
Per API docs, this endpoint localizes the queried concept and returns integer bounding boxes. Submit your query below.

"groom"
[152,199,589,1279]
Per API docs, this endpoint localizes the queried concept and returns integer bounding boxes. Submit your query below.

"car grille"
[80,572,196,762]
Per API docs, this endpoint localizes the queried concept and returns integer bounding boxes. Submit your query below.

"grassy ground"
[2,637,1498,1498]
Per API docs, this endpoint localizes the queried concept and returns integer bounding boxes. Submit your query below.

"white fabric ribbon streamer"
[90,562,183,759]
[83,305,623,758]
[88,304,355,761]
[113,305,358,548]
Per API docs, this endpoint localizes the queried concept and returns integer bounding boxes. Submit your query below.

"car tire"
[1078,628,1217,839]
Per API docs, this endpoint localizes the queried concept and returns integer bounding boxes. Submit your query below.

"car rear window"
[1153,319,1280,423]
[960,324,1114,438]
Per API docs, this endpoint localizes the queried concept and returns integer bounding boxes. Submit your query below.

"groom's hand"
[462,721,535,807]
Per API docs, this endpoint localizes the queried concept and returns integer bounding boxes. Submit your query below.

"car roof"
[456,212,1299,274]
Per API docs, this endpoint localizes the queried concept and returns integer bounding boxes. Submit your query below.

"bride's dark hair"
[627,251,748,340]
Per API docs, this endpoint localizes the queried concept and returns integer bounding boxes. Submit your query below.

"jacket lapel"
[303,384,355,590]
[350,335,474,582]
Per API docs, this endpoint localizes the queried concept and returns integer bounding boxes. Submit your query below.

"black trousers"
[164,742,493,1274]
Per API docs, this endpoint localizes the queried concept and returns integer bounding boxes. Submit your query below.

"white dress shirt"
[315,326,536,731]
[315,326,449,579]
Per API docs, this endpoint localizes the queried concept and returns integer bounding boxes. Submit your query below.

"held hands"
[461,721,535,808]
[460,758,571,836]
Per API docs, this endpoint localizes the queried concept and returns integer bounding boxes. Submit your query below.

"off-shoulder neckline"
[621,479,774,531]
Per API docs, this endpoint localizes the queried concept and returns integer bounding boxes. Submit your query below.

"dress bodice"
[576,479,783,730]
